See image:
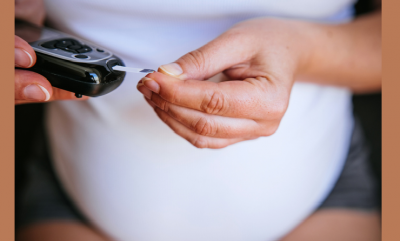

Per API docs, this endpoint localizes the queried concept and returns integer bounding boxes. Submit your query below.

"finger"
[144,96,156,108]
[153,106,248,149]
[15,35,36,68]
[143,72,279,120]
[15,69,89,103]
[137,80,153,99]
[15,89,89,104]
[15,69,52,101]
[149,98,261,139]
[157,30,254,81]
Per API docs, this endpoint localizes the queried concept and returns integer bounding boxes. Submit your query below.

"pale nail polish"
[24,84,50,101]
[15,48,33,68]
[159,63,183,76]
[137,79,144,87]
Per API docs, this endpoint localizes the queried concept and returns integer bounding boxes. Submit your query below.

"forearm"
[298,11,381,93]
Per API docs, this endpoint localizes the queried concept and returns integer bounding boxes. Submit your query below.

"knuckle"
[163,101,171,113]
[156,108,168,123]
[192,117,217,136]
[167,83,179,104]
[183,50,209,78]
[156,98,167,111]
[201,89,226,115]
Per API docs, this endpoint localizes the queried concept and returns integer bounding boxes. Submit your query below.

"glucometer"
[15,20,154,98]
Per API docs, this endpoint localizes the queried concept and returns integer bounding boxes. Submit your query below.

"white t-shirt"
[45,1,356,240]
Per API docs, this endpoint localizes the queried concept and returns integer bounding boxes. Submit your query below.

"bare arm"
[300,11,381,93]
[136,6,382,148]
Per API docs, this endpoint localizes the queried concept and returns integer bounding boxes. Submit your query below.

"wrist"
[289,21,324,79]
[248,17,321,81]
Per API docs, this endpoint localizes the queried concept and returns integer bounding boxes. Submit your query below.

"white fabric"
[45,0,356,240]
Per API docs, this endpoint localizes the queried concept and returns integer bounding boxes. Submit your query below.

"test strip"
[112,65,155,73]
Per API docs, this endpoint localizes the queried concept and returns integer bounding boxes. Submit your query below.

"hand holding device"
[15,0,83,104]
[15,20,129,100]
[15,35,90,104]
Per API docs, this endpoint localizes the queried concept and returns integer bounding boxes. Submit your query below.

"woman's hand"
[15,0,89,104]
[137,18,310,148]
[138,71,290,149]
[15,36,89,104]
[137,14,381,149]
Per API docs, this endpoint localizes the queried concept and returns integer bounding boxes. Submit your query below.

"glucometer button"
[74,54,89,59]
[69,45,83,50]
[60,47,78,53]
[77,46,92,53]
[71,40,81,45]
[96,48,104,52]
[59,39,73,45]
[41,40,58,49]
[56,43,69,49]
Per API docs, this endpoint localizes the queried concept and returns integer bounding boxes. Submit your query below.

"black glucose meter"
[15,19,127,98]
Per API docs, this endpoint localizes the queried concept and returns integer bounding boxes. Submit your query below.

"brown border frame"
[382,0,400,240]
[0,0,14,240]
[1,0,399,240]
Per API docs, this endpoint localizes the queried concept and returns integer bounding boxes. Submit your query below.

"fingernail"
[137,79,144,87]
[159,63,183,77]
[15,48,33,68]
[137,84,152,99]
[141,77,160,93]
[23,84,50,101]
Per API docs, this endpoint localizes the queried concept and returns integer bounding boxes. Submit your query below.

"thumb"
[158,32,251,81]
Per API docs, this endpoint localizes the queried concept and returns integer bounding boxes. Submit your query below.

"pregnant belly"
[48,83,352,241]
[55,151,333,241]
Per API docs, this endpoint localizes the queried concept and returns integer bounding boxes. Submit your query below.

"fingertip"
[147,71,183,84]
[138,79,155,97]
[23,84,50,101]
[15,48,34,68]
[158,63,183,77]
[15,35,37,66]
[137,78,144,87]
[145,72,159,80]
[15,69,55,103]
[37,84,51,101]
[142,72,185,98]
[140,77,159,94]
[22,49,34,68]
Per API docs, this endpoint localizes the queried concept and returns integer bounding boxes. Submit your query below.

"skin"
[15,0,89,104]
[16,0,381,240]
[16,221,111,241]
[137,12,381,149]
[281,210,381,241]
